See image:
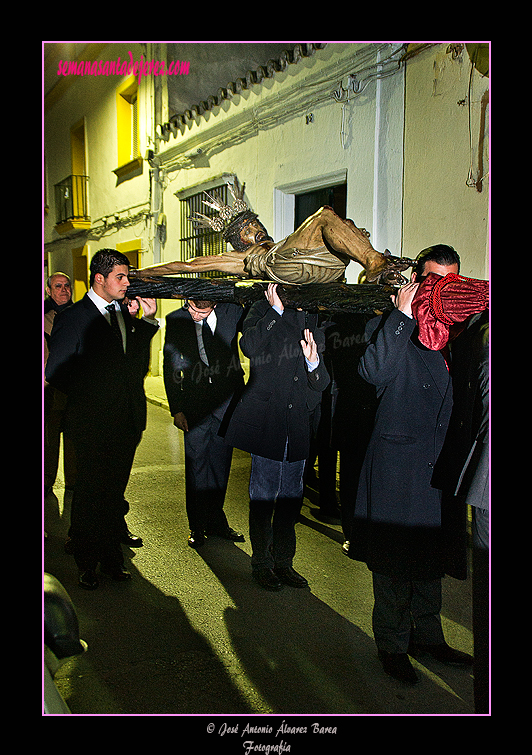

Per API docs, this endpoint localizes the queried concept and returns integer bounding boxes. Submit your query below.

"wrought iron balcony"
[54,175,90,231]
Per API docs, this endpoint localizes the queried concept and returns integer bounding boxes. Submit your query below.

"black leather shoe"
[214,527,246,543]
[188,531,205,549]
[121,529,143,547]
[274,566,309,588]
[100,565,132,581]
[378,650,419,684]
[409,641,473,666]
[78,569,99,590]
[252,568,283,591]
[223,527,245,542]
[205,526,245,542]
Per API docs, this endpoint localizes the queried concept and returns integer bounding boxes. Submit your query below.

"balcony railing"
[54,175,89,226]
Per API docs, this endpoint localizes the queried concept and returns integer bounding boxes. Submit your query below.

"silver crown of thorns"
[190,178,249,233]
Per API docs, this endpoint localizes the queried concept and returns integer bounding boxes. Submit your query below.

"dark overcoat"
[430,310,489,578]
[348,307,453,580]
[163,302,245,429]
[224,300,330,462]
[432,311,489,502]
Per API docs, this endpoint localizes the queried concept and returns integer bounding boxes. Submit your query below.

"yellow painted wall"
[402,45,489,278]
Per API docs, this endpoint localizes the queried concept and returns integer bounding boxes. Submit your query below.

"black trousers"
[44,385,77,490]
[183,413,233,534]
[339,446,367,541]
[371,572,445,654]
[68,432,139,570]
[248,452,305,570]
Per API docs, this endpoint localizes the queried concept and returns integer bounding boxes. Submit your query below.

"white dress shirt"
[88,288,127,351]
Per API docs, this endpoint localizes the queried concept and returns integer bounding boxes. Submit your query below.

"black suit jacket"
[45,294,158,442]
[163,302,245,429]
[224,300,330,462]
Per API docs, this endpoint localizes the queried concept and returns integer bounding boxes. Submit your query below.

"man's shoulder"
[247,298,270,314]
[166,306,188,323]
[216,301,245,321]
[53,295,93,324]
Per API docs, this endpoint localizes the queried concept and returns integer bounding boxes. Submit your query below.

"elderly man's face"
[239,219,272,247]
[47,275,72,306]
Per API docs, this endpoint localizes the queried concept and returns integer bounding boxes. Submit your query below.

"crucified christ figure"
[131,182,414,286]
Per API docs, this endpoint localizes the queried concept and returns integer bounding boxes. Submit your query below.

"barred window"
[179,184,230,277]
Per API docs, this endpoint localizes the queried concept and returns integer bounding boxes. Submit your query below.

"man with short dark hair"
[46,249,158,589]
[411,243,461,281]
[349,244,473,684]
[164,298,246,548]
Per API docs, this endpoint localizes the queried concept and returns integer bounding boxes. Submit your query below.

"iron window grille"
[179,184,230,277]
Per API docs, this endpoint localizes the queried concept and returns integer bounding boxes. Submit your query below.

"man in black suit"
[349,245,473,684]
[163,299,246,548]
[45,249,158,589]
[224,283,330,591]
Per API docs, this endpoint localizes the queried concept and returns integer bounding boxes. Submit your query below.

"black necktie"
[201,319,214,365]
[106,303,124,350]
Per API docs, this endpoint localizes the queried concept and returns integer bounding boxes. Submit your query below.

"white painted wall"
[44,42,489,377]
[155,42,406,299]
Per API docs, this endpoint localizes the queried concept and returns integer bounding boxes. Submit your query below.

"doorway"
[294,183,347,229]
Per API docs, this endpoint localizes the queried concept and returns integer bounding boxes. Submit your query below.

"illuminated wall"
[44,42,489,377]
[402,44,489,279]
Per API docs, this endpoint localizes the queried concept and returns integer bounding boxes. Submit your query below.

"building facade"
[44,42,489,375]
